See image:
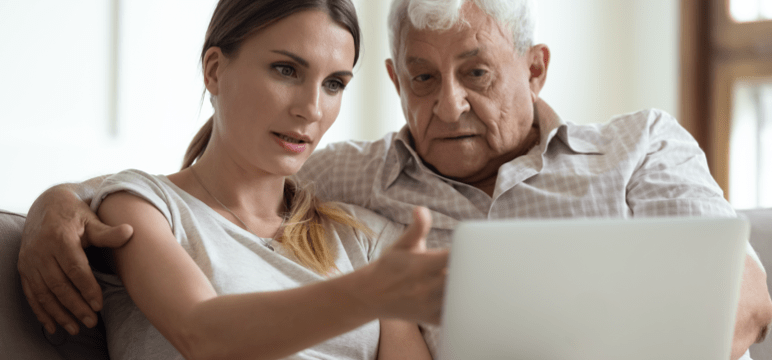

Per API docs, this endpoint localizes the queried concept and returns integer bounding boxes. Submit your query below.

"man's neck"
[468,124,541,197]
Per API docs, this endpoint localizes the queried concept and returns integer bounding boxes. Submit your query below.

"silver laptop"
[439,217,749,360]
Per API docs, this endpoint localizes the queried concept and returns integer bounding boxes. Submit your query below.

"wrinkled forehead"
[396,6,515,67]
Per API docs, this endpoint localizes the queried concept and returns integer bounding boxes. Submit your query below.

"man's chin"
[422,158,488,182]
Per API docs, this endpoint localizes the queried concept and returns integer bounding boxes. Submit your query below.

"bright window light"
[729,81,772,209]
[762,0,772,18]
[730,0,772,22]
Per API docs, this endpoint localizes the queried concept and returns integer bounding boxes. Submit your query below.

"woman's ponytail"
[182,116,214,169]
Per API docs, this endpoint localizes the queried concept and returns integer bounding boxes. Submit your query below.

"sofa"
[2,208,772,359]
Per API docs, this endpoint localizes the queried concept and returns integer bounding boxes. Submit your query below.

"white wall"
[0,0,680,213]
[535,0,679,124]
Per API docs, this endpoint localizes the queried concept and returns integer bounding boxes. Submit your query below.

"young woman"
[90,1,446,359]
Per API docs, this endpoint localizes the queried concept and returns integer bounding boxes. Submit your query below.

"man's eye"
[470,69,488,77]
[413,74,432,83]
[274,65,296,77]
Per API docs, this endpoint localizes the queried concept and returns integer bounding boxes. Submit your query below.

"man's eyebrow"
[405,48,482,66]
[405,56,427,66]
[271,50,309,68]
[457,48,480,60]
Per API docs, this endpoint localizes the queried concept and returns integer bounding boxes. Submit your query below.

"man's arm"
[732,255,772,360]
[624,110,772,359]
[17,176,133,335]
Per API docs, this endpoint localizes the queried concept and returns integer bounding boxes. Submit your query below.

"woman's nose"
[290,85,323,123]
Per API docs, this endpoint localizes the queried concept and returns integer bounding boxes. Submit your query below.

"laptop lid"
[439,217,749,360]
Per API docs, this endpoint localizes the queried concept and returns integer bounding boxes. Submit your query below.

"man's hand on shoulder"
[18,180,133,335]
[732,254,772,360]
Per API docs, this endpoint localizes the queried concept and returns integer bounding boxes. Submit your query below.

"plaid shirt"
[297,103,744,355]
[299,104,735,246]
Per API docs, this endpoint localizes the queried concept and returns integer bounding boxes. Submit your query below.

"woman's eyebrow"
[271,50,309,68]
[331,71,354,78]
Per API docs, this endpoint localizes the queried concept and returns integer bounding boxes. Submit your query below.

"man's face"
[387,3,548,184]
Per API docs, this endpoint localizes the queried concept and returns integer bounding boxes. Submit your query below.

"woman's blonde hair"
[182,0,370,275]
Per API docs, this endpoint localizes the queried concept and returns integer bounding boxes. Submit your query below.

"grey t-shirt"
[91,169,405,360]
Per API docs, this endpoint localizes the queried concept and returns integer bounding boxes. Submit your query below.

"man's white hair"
[388,0,535,61]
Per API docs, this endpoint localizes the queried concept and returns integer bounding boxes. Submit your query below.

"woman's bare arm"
[99,192,446,360]
[377,319,432,360]
[18,176,133,335]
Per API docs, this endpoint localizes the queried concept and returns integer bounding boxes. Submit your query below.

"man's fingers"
[25,269,81,335]
[57,232,104,313]
[393,207,432,251]
[21,277,57,334]
[83,216,133,248]
[38,259,93,335]
[45,257,99,328]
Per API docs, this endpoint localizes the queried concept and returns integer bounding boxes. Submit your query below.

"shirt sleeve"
[90,169,175,233]
[625,110,735,218]
[332,203,405,262]
[625,110,762,269]
[296,138,390,207]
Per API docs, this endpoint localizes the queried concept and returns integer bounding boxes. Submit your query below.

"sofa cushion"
[0,210,109,360]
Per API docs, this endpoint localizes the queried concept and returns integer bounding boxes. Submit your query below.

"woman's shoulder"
[101,169,168,190]
[93,169,178,227]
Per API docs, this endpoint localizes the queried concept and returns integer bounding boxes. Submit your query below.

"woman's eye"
[274,65,296,77]
[324,80,345,93]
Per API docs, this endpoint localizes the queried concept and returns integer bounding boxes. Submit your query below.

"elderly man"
[18,0,772,359]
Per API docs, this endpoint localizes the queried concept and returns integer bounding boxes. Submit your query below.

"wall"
[535,0,679,124]
[0,0,680,213]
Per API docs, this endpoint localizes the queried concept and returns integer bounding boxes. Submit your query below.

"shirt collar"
[536,100,605,155]
[384,100,605,188]
[384,127,417,188]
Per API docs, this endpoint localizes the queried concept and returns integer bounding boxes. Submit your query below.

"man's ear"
[385,58,401,95]
[203,47,225,96]
[528,44,550,99]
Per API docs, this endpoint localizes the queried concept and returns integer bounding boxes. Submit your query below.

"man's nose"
[433,76,470,123]
[290,85,323,123]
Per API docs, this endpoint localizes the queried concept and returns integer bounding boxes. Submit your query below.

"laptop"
[439,217,749,360]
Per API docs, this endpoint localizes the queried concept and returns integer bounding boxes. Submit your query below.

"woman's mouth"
[272,132,308,153]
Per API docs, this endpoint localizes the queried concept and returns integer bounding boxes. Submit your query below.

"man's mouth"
[443,134,477,140]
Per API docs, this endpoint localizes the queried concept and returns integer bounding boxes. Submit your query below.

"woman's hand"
[356,207,448,325]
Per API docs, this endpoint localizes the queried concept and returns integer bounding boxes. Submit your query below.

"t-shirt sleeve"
[90,169,175,233]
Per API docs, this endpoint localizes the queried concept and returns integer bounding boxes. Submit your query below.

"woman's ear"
[203,47,225,96]
[528,44,550,99]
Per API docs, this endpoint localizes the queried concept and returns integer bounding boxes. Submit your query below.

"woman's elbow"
[167,318,227,360]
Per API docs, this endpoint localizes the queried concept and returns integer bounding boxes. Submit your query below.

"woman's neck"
[169,142,287,238]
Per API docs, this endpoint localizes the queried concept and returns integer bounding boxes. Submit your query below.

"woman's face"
[205,10,356,176]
